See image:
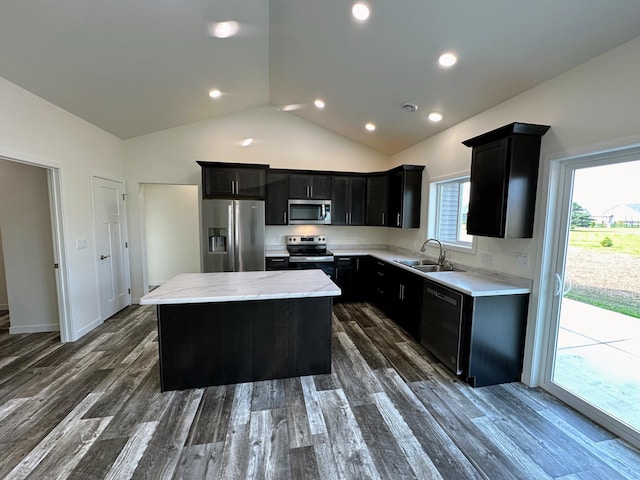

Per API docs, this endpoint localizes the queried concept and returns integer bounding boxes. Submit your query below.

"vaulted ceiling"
[2,1,640,155]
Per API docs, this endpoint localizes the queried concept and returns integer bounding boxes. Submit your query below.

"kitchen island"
[140,270,341,391]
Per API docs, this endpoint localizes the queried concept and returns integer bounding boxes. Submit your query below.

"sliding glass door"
[543,151,640,446]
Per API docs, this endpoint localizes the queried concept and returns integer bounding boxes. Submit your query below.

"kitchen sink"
[412,264,454,273]
[394,259,437,267]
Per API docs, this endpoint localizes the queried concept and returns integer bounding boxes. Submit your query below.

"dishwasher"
[420,282,464,375]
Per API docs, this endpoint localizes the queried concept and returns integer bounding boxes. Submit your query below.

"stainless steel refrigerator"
[201,199,265,272]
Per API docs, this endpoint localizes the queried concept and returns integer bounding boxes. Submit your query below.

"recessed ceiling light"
[365,122,376,132]
[209,89,222,99]
[241,138,253,147]
[209,21,240,38]
[352,2,370,22]
[438,52,457,68]
[428,112,444,122]
[314,99,325,109]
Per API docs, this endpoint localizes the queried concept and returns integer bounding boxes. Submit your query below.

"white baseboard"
[9,324,59,334]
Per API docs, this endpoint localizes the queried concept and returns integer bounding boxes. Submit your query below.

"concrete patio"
[555,298,640,431]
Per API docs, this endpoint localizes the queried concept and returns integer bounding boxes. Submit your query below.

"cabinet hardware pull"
[283,211,287,224]
[271,258,285,262]
[397,212,401,226]
[382,213,385,225]
[346,212,349,224]
[310,185,313,197]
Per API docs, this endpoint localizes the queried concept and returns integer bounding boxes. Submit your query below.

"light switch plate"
[481,253,494,264]
[516,252,530,267]
[76,238,87,249]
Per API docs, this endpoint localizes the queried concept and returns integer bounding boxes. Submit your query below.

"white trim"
[9,324,59,334]
[427,173,476,255]
[47,168,74,342]
[0,153,72,342]
[531,140,640,448]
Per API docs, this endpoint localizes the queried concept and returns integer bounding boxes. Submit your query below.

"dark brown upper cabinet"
[265,170,290,225]
[197,161,268,199]
[463,123,550,238]
[365,174,388,226]
[288,173,332,199]
[332,175,366,226]
[386,165,424,228]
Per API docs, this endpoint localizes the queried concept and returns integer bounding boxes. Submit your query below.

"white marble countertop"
[262,246,530,297]
[140,270,341,305]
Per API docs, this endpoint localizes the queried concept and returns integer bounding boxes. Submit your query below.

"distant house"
[596,203,640,227]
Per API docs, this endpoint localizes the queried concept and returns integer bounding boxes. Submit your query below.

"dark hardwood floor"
[0,304,639,479]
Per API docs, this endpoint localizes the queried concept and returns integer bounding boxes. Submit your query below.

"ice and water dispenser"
[208,228,227,253]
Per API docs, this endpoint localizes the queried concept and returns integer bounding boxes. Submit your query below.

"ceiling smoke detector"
[401,102,418,113]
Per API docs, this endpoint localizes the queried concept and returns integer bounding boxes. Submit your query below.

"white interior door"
[93,176,130,320]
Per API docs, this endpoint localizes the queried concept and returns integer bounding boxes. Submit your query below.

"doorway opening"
[0,156,70,341]
[140,184,199,290]
[543,150,640,447]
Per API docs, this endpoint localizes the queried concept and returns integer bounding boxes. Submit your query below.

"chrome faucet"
[420,238,446,266]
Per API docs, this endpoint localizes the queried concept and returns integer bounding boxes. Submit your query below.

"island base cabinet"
[156,297,332,391]
[461,294,529,387]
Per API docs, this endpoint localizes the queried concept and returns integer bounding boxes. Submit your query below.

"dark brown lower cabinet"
[346,255,529,387]
[156,297,332,391]
[460,293,529,387]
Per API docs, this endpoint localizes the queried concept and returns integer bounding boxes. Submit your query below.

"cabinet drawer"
[266,257,289,270]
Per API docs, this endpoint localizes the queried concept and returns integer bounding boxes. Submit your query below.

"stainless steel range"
[286,235,334,278]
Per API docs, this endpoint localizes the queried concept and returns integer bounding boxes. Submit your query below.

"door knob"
[100,255,110,260]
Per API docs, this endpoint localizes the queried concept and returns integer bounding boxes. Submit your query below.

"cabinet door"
[334,256,355,300]
[387,172,403,227]
[467,138,509,237]
[289,174,310,198]
[349,176,366,225]
[235,168,266,197]
[331,176,349,225]
[366,175,388,226]
[309,174,332,199]
[400,272,423,340]
[266,172,289,225]
[203,167,236,198]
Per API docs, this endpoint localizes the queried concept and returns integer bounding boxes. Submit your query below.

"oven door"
[288,257,335,278]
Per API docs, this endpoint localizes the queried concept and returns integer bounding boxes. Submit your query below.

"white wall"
[143,184,200,285]
[389,35,640,277]
[0,77,124,340]
[123,105,390,301]
[388,35,640,385]
[0,160,58,332]
[0,228,8,310]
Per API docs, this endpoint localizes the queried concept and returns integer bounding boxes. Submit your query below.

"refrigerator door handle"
[228,203,236,271]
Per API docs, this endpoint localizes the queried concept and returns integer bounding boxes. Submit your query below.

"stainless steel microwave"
[288,199,331,225]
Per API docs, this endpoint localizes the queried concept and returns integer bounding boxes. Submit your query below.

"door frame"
[91,172,132,322]
[0,150,72,342]
[535,141,640,447]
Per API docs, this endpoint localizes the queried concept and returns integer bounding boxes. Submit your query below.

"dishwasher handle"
[426,287,458,306]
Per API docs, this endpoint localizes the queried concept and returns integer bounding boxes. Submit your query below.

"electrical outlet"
[516,252,530,267]
[481,253,494,264]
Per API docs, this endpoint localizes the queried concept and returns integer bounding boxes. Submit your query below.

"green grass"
[568,228,640,256]
[566,227,639,317]
[565,290,640,319]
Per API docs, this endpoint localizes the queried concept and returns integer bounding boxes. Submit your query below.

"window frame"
[427,174,476,253]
